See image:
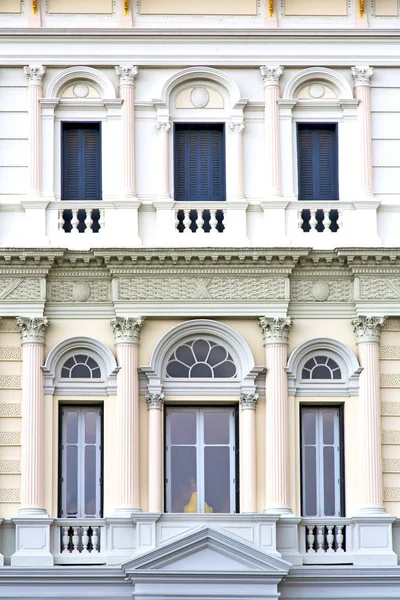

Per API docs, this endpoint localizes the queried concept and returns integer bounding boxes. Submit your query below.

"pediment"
[123,526,290,575]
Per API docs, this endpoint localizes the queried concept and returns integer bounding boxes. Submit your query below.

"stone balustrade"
[300,518,353,565]
[52,519,106,565]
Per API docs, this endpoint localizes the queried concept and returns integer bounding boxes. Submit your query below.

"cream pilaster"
[24,66,46,198]
[228,119,245,201]
[260,66,283,201]
[156,120,171,200]
[115,66,138,199]
[352,316,385,514]
[111,316,144,516]
[240,393,258,513]
[146,393,164,513]
[351,67,374,199]
[259,317,292,514]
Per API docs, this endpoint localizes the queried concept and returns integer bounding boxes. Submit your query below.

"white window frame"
[165,406,236,514]
[60,405,103,519]
[301,406,342,518]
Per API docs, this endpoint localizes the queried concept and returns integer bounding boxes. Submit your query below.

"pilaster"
[351,66,374,200]
[240,393,258,513]
[146,392,164,513]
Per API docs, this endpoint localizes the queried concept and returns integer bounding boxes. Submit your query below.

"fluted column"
[115,66,139,199]
[156,120,171,200]
[146,392,164,512]
[16,317,49,515]
[260,66,283,201]
[240,393,258,513]
[352,316,386,514]
[24,66,46,198]
[111,316,144,516]
[260,317,292,514]
[351,66,374,199]
[229,119,245,201]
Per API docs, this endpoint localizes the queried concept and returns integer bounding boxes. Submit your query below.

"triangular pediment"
[123,526,290,575]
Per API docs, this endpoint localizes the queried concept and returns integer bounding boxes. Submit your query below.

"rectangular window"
[301,406,343,517]
[297,123,338,201]
[62,122,102,201]
[165,407,236,513]
[59,405,103,518]
[174,124,226,202]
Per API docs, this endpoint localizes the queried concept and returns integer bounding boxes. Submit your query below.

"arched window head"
[166,339,237,379]
[61,354,101,379]
[301,355,341,380]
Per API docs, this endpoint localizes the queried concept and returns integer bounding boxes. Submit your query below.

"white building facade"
[1,1,400,598]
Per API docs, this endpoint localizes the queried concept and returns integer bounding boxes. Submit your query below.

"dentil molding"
[111,316,145,344]
[259,317,292,345]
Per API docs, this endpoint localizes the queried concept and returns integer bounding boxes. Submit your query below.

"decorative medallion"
[309,84,325,99]
[190,87,210,108]
[72,282,91,302]
[73,83,89,98]
[312,280,330,302]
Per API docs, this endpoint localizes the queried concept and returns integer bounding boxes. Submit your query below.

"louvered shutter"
[62,124,101,201]
[298,125,338,201]
[174,125,225,202]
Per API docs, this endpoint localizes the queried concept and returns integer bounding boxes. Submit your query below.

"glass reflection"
[204,412,229,444]
[85,411,97,444]
[303,412,316,445]
[66,445,78,516]
[304,446,317,516]
[170,412,196,445]
[322,411,334,445]
[171,446,198,512]
[66,411,78,444]
[323,446,335,516]
[85,445,96,516]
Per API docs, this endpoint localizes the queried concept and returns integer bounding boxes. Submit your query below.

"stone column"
[115,66,139,199]
[146,393,164,513]
[240,393,258,513]
[260,66,284,201]
[351,66,374,199]
[12,317,53,567]
[259,317,292,514]
[111,316,144,515]
[24,65,46,198]
[352,316,385,514]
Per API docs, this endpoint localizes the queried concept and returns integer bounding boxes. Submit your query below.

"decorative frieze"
[383,319,400,332]
[0,347,22,361]
[351,66,374,87]
[240,393,259,409]
[260,65,284,85]
[111,316,144,344]
[382,430,400,445]
[380,374,400,388]
[0,279,42,301]
[146,393,164,409]
[0,318,19,332]
[16,317,49,344]
[381,402,400,416]
[360,279,400,300]
[0,404,21,418]
[379,346,400,360]
[291,279,352,303]
[0,431,21,446]
[115,65,138,85]
[0,488,20,502]
[383,458,400,473]
[384,487,400,502]
[0,459,20,474]
[23,65,46,86]
[352,316,386,344]
[0,375,21,389]
[259,317,292,345]
[49,280,110,303]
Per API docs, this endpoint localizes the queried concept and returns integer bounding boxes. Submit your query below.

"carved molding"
[0,488,20,503]
[0,375,21,389]
[0,318,19,332]
[260,65,284,85]
[229,120,245,134]
[146,392,164,409]
[0,346,22,361]
[259,317,292,345]
[351,66,374,87]
[16,317,49,344]
[382,430,400,445]
[240,393,259,409]
[384,487,400,502]
[380,374,400,388]
[0,278,42,301]
[0,459,20,474]
[111,316,144,344]
[49,280,110,303]
[156,121,171,134]
[0,431,21,445]
[0,403,21,418]
[115,65,138,86]
[291,279,352,303]
[352,316,385,344]
[383,458,400,473]
[24,65,46,86]
[381,402,400,416]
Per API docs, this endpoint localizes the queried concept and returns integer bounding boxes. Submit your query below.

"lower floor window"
[59,405,103,518]
[165,406,237,513]
[301,405,344,517]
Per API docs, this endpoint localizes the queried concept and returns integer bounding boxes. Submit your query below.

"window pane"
[192,339,210,362]
[92,367,101,378]
[170,446,197,512]
[213,362,236,378]
[85,445,97,516]
[303,446,317,516]
[312,365,331,379]
[61,367,69,378]
[66,411,78,444]
[323,446,335,516]
[170,412,196,445]
[175,344,195,365]
[87,357,99,369]
[75,354,89,364]
[71,363,92,378]
[190,363,213,378]
[66,445,78,516]
[333,369,342,380]
[85,411,97,444]
[204,412,230,445]
[327,358,339,370]
[303,411,316,445]
[166,361,190,378]
[322,411,334,445]
[207,345,227,366]
[204,446,230,513]
[63,357,75,369]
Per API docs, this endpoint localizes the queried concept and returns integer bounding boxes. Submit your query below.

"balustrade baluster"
[62,526,70,554]
[326,526,334,553]
[337,210,343,231]
[99,209,105,231]
[71,527,80,554]
[336,526,344,553]
[310,210,318,232]
[183,210,192,233]
[316,525,325,553]
[209,209,218,233]
[91,527,99,553]
[71,210,79,234]
[175,210,180,232]
[195,209,205,233]
[84,209,93,234]
[298,210,303,232]
[81,527,89,554]
[322,210,331,233]
[58,210,65,233]
[306,526,315,553]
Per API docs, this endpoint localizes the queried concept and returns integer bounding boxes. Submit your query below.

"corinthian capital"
[259,317,292,345]
[260,66,283,86]
[351,66,374,87]
[16,317,49,344]
[111,316,145,344]
[115,65,139,85]
[23,65,46,86]
[240,393,258,409]
[146,392,164,409]
[229,120,245,134]
[156,120,171,134]
[352,316,385,343]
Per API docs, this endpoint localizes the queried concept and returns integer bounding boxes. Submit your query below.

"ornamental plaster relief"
[380,346,400,359]
[381,402,400,416]
[359,278,400,300]
[290,279,352,303]
[381,374,400,388]
[383,458,400,473]
[48,280,111,303]
[384,487,400,501]
[0,347,22,361]
[0,319,19,332]
[382,430,400,444]
[0,403,21,417]
[0,375,21,389]
[0,431,21,445]
[0,459,20,474]
[0,279,42,301]
[0,488,19,502]
[383,318,400,331]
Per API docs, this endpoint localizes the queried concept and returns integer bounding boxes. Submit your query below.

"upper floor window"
[301,355,342,380]
[166,339,237,378]
[297,123,338,201]
[62,122,102,201]
[174,124,226,202]
[61,354,101,379]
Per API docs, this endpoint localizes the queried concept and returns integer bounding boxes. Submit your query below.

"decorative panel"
[0,431,21,446]
[140,0,258,15]
[381,402,400,416]
[0,318,19,332]
[382,430,400,444]
[375,0,398,16]
[0,375,21,389]
[381,374,400,388]
[379,346,400,360]
[0,0,21,13]
[383,458,400,473]
[382,318,400,331]
[0,488,19,502]
[48,0,113,14]
[0,347,22,361]
[0,460,20,474]
[384,487,400,501]
[284,0,348,16]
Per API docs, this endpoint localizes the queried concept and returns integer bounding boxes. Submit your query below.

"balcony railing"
[298,208,342,234]
[52,519,106,564]
[58,208,105,234]
[175,208,225,235]
[300,518,353,564]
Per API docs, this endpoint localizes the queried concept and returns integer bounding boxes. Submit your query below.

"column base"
[11,517,54,566]
[264,507,293,516]
[106,517,137,565]
[113,507,142,518]
[352,515,397,566]
[276,516,302,566]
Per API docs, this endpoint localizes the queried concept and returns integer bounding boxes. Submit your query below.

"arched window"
[61,354,101,379]
[166,339,237,378]
[301,355,341,380]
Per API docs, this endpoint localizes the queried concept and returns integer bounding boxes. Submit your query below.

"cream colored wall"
[48,0,113,14]
[285,0,347,16]
[0,0,20,13]
[0,318,22,520]
[140,0,257,15]
[375,0,398,16]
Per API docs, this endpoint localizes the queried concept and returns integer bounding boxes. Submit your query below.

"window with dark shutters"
[174,124,226,202]
[297,124,338,201]
[62,123,102,201]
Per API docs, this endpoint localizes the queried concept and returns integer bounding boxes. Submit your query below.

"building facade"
[1,1,400,598]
